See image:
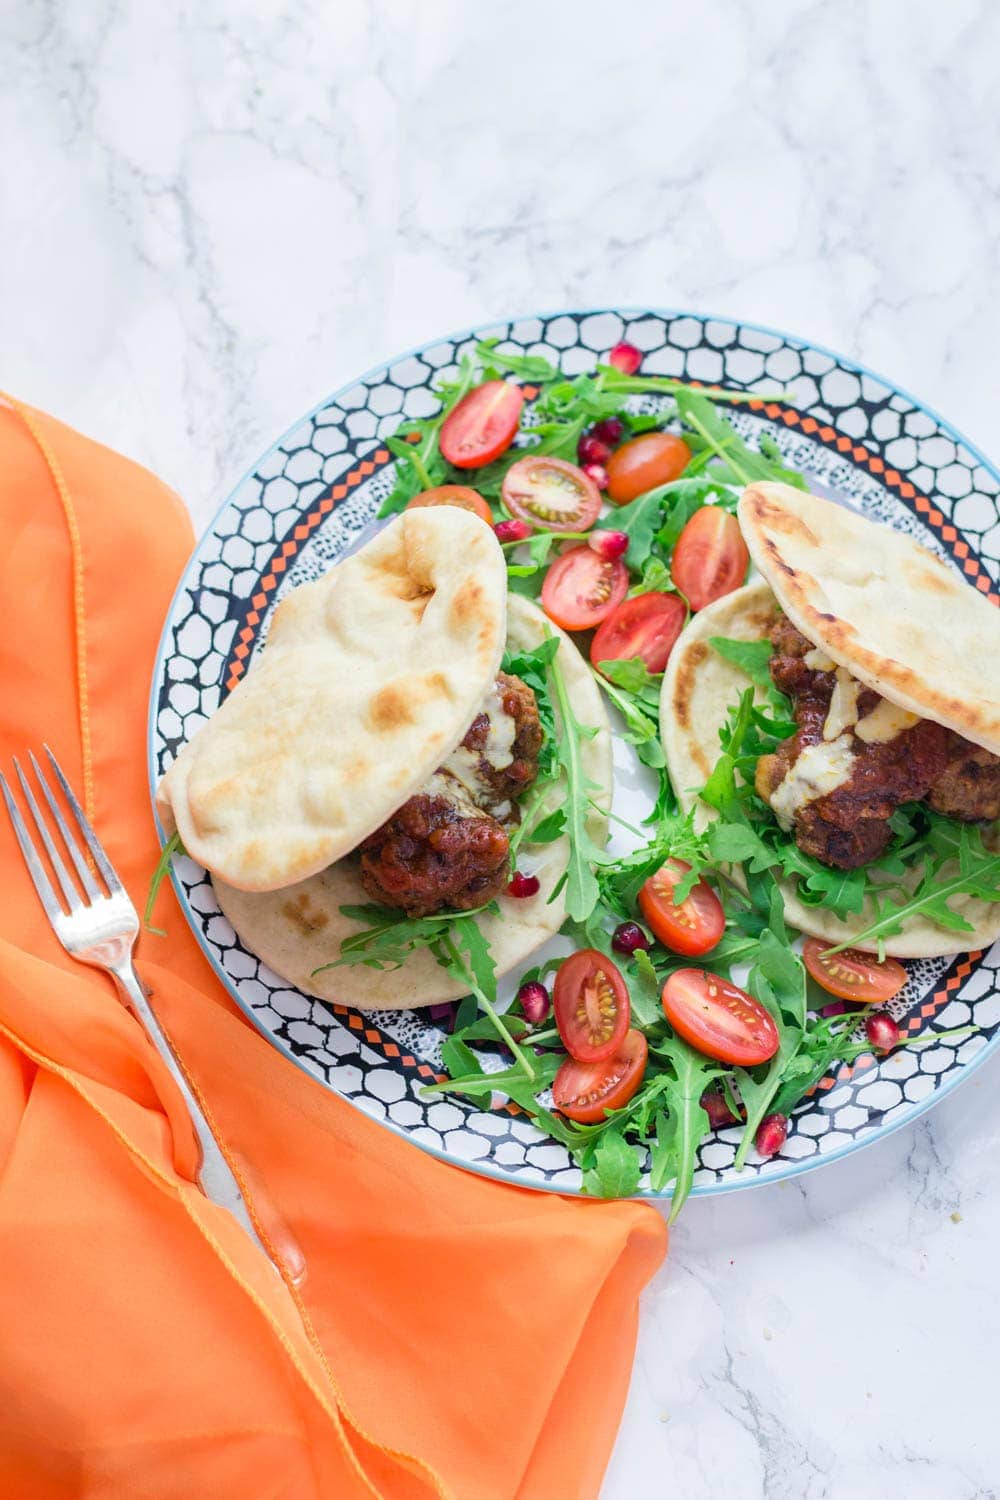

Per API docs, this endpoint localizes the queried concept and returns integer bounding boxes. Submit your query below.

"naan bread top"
[738,483,1000,756]
[156,508,508,891]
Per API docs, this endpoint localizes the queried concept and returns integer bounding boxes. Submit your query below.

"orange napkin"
[0,395,666,1500]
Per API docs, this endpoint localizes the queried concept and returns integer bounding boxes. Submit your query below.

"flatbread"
[157,508,507,891]
[661,580,1000,957]
[739,482,1000,756]
[215,595,613,1006]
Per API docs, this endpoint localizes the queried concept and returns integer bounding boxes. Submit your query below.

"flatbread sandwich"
[661,481,1000,956]
[157,506,611,1006]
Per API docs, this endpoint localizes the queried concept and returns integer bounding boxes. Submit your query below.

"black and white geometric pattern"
[149,309,1000,1199]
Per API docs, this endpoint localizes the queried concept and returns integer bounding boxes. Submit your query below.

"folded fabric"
[0,396,667,1500]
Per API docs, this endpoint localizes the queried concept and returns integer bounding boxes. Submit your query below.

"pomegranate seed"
[865,1012,901,1053]
[701,1085,741,1130]
[608,341,642,375]
[578,433,613,467]
[611,921,651,956]
[495,517,532,543]
[517,980,550,1025]
[582,462,609,491]
[588,529,629,561]
[755,1113,788,1158]
[507,870,540,899]
[592,416,625,446]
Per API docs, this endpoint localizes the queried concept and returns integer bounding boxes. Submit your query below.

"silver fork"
[1,746,276,1269]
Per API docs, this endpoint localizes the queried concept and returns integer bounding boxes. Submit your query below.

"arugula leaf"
[377,355,480,516]
[647,1033,719,1217]
[591,658,667,781]
[502,635,560,780]
[675,390,808,489]
[546,633,607,922]
[630,948,665,1029]
[441,916,498,1005]
[646,763,680,824]
[652,928,762,981]
[733,929,808,1169]
[699,687,756,817]
[439,1034,484,1080]
[595,810,707,917]
[475,339,561,384]
[433,918,548,1081]
[581,1127,642,1198]
[522,806,566,845]
[425,1052,572,1137]
[596,656,661,698]
[144,830,185,935]
[708,635,793,721]
[628,554,677,596]
[705,821,777,871]
[708,637,775,691]
[597,367,790,407]
[824,835,1000,957]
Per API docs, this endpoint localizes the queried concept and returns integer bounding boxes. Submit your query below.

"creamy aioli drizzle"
[803,647,835,671]
[427,681,518,822]
[823,669,860,741]
[769,736,857,830]
[769,641,922,827]
[854,699,920,743]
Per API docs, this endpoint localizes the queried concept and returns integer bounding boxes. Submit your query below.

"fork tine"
[1,771,66,924]
[14,758,82,913]
[43,745,123,895]
[28,751,102,902]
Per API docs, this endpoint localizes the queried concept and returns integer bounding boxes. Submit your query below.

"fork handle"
[112,961,279,1272]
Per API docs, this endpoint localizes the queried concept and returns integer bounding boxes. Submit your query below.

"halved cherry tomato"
[590,592,687,676]
[606,432,692,505]
[802,939,908,1004]
[541,545,629,631]
[502,456,601,533]
[553,948,630,1063]
[407,485,493,524]
[661,969,779,1066]
[638,858,725,957]
[440,380,524,469]
[553,1029,648,1123]
[670,505,749,611]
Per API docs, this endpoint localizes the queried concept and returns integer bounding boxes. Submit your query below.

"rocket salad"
[324,339,982,1217]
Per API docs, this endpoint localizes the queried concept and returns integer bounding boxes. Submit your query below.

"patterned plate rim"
[147,305,1000,1200]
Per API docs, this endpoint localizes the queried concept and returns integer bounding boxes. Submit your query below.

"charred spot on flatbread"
[280,891,330,936]
[368,683,416,732]
[670,641,708,730]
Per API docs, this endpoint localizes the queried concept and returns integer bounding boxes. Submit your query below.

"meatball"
[768,614,830,699]
[929,738,1000,822]
[774,716,953,870]
[356,670,542,915]
[760,611,958,870]
[359,783,510,917]
[450,671,543,817]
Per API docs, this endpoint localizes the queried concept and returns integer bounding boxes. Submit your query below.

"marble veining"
[3,2,1000,1495]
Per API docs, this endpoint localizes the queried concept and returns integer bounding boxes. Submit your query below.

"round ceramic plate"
[149,308,1000,1199]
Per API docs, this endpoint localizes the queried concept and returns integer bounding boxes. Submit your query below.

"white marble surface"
[4,2,1000,1495]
